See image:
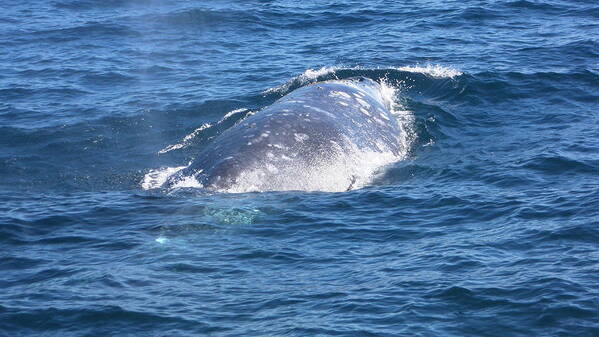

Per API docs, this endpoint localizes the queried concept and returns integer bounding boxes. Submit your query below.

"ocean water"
[1,0,598,336]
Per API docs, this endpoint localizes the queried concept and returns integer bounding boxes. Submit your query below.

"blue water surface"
[1,0,598,336]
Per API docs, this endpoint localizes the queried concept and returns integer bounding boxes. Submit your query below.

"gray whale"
[166,77,405,192]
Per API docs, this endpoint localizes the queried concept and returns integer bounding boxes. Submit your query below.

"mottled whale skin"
[166,77,403,192]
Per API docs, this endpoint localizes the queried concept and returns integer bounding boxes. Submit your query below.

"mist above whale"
[164,77,411,193]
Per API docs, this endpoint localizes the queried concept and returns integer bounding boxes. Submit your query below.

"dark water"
[2,0,599,336]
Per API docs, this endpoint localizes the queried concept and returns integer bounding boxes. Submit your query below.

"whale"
[165,77,405,193]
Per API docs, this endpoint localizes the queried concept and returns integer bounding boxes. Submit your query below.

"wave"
[519,154,599,176]
[126,6,390,32]
[262,64,463,96]
[144,8,263,30]
[0,305,199,335]
[28,23,140,43]
[53,0,146,10]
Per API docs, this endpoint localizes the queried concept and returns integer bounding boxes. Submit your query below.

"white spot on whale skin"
[360,107,371,116]
[294,133,309,142]
[379,111,391,120]
[252,134,268,143]
[374,117,387,126]
[330,91,351,99]
[356,97,370,108]
[302,105,330,116]
[337,101,349,106]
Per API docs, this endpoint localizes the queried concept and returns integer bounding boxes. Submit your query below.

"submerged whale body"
[166,77,405,193]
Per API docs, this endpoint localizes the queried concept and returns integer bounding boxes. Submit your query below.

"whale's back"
[167,79,404,192]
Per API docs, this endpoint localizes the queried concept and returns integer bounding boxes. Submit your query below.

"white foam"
[141,165,188,190]
[171,174,203,189]
[220,108,248,122]
[158,123,212,154]
[394,64,462,79]
[302,66,338,79]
